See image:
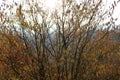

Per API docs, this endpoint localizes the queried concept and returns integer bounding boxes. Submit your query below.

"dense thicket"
[0,0,120,80]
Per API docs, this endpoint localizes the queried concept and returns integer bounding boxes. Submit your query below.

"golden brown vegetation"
[0,0,120,80]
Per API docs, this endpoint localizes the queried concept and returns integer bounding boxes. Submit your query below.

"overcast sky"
[105,0,120,25]
[0,0,120,25]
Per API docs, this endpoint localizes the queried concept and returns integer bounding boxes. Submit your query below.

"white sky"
[0,0,120,25]
[113,2,120,25]
[104,0,120,25]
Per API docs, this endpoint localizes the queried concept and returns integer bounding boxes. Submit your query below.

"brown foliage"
[0,0,120,80]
